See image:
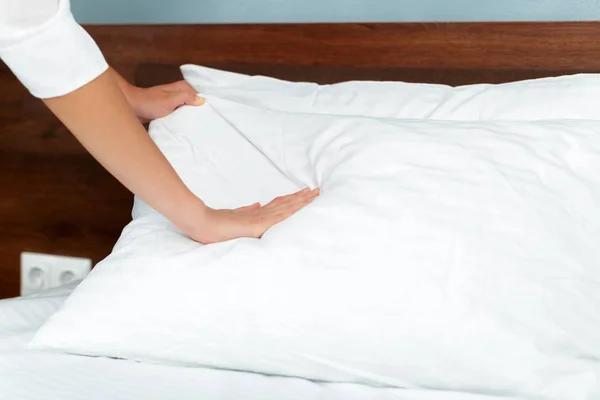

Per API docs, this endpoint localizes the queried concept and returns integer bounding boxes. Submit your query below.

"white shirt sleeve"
[0,0,108,98]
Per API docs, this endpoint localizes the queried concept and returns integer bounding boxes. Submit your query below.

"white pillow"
[32,98,600,399]
[182,64,600,121]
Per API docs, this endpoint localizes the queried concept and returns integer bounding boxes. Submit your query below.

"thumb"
[173,80,205,106]
[170,90,205,109]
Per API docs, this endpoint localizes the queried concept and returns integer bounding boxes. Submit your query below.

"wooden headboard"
[2,21,600,299]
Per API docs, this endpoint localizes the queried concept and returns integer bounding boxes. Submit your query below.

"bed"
[0,281,508,400]
[3,21,600,298]
[2,21,600,399]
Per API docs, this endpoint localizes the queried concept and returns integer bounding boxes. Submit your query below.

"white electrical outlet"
[21,252,92,296]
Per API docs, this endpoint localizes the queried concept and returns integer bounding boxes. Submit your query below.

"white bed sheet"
[0,284,517,400]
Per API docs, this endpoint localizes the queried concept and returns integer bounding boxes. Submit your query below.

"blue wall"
[72,0,600,24]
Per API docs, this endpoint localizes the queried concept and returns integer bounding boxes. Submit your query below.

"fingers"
[266,188,319,209]
[256,188,319,229]
[235,202,261,212]
[211,188,319,239]
[171,80,196,93]
[285,188,319,209]
[174,81,205,106]
[169,90,205,109]
[166,80,205,108]
[282,188,319,211]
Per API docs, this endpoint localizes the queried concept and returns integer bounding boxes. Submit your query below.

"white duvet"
[27,70,600,399]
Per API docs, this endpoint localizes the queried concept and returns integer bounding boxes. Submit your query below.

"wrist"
[168,194,213,241]
[120,84,142,114]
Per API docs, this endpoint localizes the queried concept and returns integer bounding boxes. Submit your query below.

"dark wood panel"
[0,151,132,298]
[134,62,589,88]
[90,22,600,85]
[0,64,132,299]
[3,22,600,299]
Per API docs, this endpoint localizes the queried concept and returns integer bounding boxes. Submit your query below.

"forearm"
[0,0,316,244]
[43,70,207,236]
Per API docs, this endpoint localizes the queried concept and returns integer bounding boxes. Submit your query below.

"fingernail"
[194,96,206,106]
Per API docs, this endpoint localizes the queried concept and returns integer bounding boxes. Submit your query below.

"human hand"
[124,80,205,123]
[190,188,320,244]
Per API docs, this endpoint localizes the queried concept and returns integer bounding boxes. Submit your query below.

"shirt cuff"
[0,10,108,99]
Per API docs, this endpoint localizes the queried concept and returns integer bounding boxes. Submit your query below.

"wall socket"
[21,252,92,296]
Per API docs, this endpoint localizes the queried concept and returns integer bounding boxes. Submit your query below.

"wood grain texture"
[91,22,600,86]
[0,65,132,299]
[2,22,600,298]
